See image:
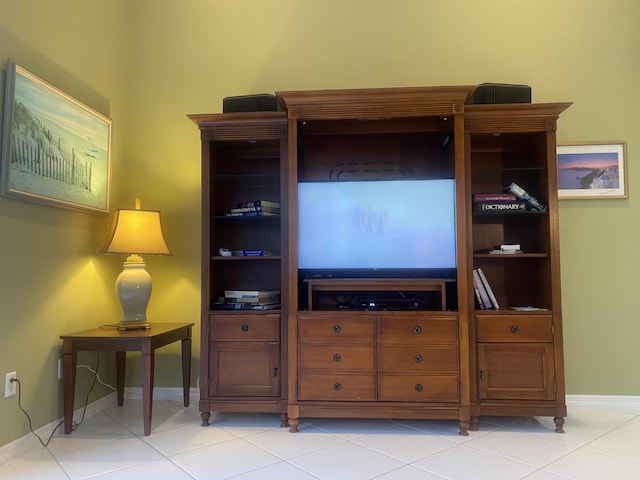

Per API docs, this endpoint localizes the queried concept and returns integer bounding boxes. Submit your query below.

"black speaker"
[223,94,278,113]
[467,83,531,105]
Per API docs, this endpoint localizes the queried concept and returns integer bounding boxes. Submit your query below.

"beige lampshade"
[102,208,172,256]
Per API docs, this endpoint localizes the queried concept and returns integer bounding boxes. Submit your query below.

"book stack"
[472,183,547,213]
[472,268,499,310]
[214,289,281,310]
[225,200,280,217]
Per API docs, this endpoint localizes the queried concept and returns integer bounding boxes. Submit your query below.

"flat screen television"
[298,179,457,276]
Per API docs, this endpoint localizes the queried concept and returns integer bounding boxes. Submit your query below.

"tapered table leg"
[141,345,155,436]
[62,349,77,434]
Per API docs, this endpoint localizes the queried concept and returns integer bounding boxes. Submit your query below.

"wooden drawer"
[378,374,459,402]
[298,373,376,401]
[379,345,458,373]
[476,315,553,343]
[379,315,458,344]
[210,314,280,341]
[299,345,375,371]
[298,314,375,343]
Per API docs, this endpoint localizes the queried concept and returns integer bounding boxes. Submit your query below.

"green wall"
[1,0,639,448]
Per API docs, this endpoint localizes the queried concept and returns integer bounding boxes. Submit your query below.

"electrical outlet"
[58,359,63,380]
[4,372,17,398]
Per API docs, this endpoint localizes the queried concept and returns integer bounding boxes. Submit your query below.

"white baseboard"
[567,394,640,413]
[123,386,199,404]
[2,392,638,464]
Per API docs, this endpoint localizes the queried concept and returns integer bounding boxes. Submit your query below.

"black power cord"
[12,352,100,447]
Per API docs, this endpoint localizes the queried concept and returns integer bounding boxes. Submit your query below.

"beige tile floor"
[1,398,640,479]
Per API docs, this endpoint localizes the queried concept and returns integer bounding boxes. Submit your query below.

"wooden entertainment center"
[189,86,570,435]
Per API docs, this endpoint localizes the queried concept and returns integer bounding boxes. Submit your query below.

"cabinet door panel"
[209,342,280,396]
[477,343,554,400]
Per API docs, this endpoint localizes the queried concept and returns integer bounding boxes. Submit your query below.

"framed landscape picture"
[556,142,627,200]
[1,60,111,213]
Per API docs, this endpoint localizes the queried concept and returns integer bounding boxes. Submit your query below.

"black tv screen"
[297,179,456,271]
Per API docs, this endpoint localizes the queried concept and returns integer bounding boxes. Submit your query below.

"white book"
[477,268,499,309]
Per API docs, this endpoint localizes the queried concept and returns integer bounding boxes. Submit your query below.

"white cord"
[76,364,116,391]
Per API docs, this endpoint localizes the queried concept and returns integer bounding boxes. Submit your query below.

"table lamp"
[102,198,172,330]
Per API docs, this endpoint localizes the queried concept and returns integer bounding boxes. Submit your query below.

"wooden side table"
[60,322,194,436]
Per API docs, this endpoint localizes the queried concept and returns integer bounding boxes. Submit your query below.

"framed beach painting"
[1,60,111,213]
[556,142,627,200]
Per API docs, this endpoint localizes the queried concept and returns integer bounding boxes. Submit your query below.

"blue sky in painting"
[14,68,109,148]
[557,152,618,170]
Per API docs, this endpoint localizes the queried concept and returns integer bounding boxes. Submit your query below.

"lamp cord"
[13,352,103,448]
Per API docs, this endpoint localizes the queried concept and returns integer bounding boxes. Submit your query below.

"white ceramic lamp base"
[115,256,152,330]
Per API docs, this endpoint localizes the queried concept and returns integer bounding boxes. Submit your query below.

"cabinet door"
[477,343,555,400]
[209,342,280,397]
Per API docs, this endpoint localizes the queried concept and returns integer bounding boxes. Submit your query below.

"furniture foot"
[470,416,479,431]
[459,421,469,436]
[280,413,288,428]
[554,417,565,433]
[288,417,299,433]
[201,411,211,426]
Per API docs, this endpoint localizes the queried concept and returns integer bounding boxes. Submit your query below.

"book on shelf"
[212,301,253,310]
[472,193,517,202]
[213,301,281,310]
[224,210,279,217]
[223,296,280,305]
[230,205,280,214]
[218,250,279,257]
[249,303,281,310]
[476,267,499,309]
[471,273,486,310]
[240,249,280,256]
[473,201,527,213]
[510,306,549,311]
[472,269,493,309]
[504,182,547,212]
[224,289,281,299]
[237,200,280,209]
[489,244,523,254]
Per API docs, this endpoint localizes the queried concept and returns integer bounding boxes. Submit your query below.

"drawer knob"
[415,384,423,392]
[333,325,342,334]
[241,323,249,332]
[333,353,342,362]
[510,324,519,333]
[414,354,423,363]
[413,326,422,334]
[333,382,342,391]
